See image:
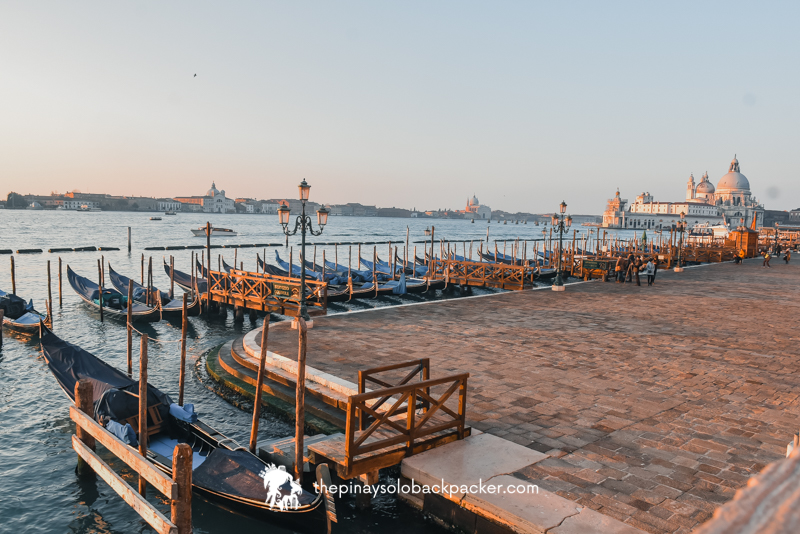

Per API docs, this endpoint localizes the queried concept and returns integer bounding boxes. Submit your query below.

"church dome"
[207,182,220,197]
[696,172,715,194]
[469,195,479,206]
[717,157,750,192]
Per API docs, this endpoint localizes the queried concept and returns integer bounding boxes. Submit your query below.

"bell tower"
[686,174,696,201]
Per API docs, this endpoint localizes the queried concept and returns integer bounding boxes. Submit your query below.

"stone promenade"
[266,258,800,533]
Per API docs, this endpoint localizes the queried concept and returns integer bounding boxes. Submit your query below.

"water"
[0,210,625,533]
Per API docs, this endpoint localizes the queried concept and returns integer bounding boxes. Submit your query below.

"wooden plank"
[69,406,177,500]
[72,436,177,534]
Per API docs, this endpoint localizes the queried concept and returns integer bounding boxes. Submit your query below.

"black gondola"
[107,264,201,317]
[163,260,207,294]
[67,266,161,322]
[39,328,331,533]
[0,288,50,334]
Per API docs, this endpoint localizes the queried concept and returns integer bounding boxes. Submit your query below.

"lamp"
[317,206,329,228]
[551,214,558,226]
[560,201,567,214]
[299,179,310,202]
[566,215,572,229]
[278,204,291,227]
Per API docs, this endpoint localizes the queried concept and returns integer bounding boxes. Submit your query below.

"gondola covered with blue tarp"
[67,266,161,322]
[108,264,200,317]
[39,328,331,532]
[0,288,50,334]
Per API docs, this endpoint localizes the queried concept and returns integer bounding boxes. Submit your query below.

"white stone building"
[463,195,492,219]
[603,157,764,230]
[175,182,235,213]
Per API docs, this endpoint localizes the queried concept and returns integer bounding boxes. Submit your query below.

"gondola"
[107,265,201,318]
[0,288,50,334]
[67,266,161,323]
[162,260,207,294]
[359,257,438,293]
[39,328,331,533]
[257,255,405,301]
[196,258,234,278]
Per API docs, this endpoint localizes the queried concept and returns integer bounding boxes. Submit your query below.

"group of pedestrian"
[614,253,658,286]
[762,248,792,267]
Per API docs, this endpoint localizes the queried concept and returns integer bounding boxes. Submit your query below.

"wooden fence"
[358,359,430,430]
[71,379,191,534]
[428,258,535,290]
[207,269,328,317]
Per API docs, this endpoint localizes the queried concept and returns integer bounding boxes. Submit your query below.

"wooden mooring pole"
[141,254,144,286]
[10,256,16,295]
[0,310,4,348]
[205,222,211,313]
[47,260,52,326]
[171,444,192,534]
[295,317,308,482]
[127,226,131,253]
[170,256,175,300]
[250,316,270,453]
[74,378,96,478]
[139,334,148,496]
[97,259,104,323]
[127,280,133,377]
[58,257,63,308]
[178,294,188,406]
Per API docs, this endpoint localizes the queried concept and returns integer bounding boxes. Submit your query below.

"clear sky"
[1,2,798,214]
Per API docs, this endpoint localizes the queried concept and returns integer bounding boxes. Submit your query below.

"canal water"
[0,210,640,533]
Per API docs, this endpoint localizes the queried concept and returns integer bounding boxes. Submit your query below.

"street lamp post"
[674,211,686,272]
[278,179,330,321]
[551,201,572,292]
[774,222,779,253]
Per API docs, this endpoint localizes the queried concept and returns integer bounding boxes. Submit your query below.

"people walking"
[784,250,791,264]
[615,256,624,283]
[763,251,771,268]
[626,254,635,282]
[645,258,655,286]
[651,256,658,285]
[634,256,642,286]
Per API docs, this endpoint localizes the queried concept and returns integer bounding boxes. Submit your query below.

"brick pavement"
[264,258,800,533]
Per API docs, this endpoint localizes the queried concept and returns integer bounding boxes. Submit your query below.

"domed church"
[603,156,764,230]
[686,156,763,228]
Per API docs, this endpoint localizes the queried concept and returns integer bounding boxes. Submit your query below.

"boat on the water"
[39,328,332,532]
[77,205,102,212]
[0,289,50,334]
[164,210,177,215]
[150,216,162,221]
[107,265,201,318]
[67,266,161,323]
[163,260,206,294]
[191,227,237,237]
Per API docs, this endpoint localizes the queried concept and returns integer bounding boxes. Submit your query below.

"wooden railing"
[358,359,430,430]
[207,269,327,317]
[71,379,191,534]
[345,373,469,464]
[428,258,534,290]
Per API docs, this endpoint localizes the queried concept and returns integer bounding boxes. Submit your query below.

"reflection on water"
[0,211,626,533]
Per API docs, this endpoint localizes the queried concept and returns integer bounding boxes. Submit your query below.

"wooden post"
[75,378,96,477]
[0,310,3,348]
[101,255,105,286]
[127,280,133,378]
[295,317,308,482]
[127,226,131,253]
[58,257,63,308]
[313,245,316,270]
[97,259,104,323]
[178,294,188,406]
[139,334,148,496]
[289,248,293,278]
[147,256,153,306]
[250,316,270,453]
[335,244,338,269]
[171,443,192,534]
[47,260,52,324]
[141,253,145,285]
[234,249,238,270]
[429,226,435,267]
[373,247,378,297]
[10,256,15,295]
[170,256,175,300]
[205,222,212,313]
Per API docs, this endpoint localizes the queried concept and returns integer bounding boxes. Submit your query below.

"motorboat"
[191,227,237,237]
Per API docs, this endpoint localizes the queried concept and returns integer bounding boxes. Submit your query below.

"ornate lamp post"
[550,201,572,292]
[774,222,779,253]
[277,179,330,321]
[674,211,686,272]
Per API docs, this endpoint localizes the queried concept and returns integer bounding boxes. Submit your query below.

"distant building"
[762,210,791,227]
[157,199,182,212]
[463,195,492,219]
[603,156,764,230]
[259,200,280,214]
[175,182,235,213]
[790,209,800,224]
[328,204,353,216]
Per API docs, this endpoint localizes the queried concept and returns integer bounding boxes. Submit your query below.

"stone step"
[230,335,350,411]
[216,339,347,428]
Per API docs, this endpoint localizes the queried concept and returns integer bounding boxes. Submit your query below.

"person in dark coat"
[634,256,642,286]
[626,254,635,282]
[651,256,659,285]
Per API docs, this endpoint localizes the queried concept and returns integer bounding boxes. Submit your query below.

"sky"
[1,1,798,214]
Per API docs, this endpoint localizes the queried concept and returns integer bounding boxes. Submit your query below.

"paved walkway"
[265,258,800,534]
